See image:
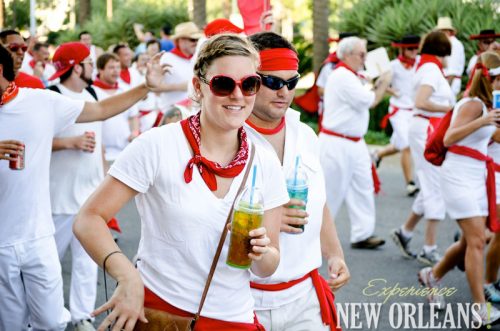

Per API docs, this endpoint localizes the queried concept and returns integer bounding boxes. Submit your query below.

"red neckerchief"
[1,82,19,105]
[397,55,416,69]
[29,59,45,70]
[335,61,366,79]
[181,113,249,191]
[93,77,118,90]
[324,52,339,65]
[170,47,193,60]
[120,68,131,84]
[246,117,285,135]
[416,54,444,77]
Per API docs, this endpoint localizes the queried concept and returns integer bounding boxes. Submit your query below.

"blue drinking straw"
[249,164,257,206]
[293,155,300,186]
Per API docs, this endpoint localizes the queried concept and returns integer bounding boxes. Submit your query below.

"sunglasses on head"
[258,73,300,91]
[200,75,261,97]
[6,43,28,53]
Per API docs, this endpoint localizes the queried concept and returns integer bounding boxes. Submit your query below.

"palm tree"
[192,0,206,28]
[79,0,91,25]
[312,0,329,72]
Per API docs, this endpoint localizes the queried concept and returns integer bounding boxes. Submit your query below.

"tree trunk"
[312,0,329,72]
[192,0,206,28]
[78,0,91,25]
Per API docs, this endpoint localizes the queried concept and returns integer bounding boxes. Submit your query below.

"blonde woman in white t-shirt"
[418,52,500,327]
[74,34,289,331]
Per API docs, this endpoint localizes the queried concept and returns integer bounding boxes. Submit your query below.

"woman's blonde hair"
[193,34,260,80]
[468,51,500,108]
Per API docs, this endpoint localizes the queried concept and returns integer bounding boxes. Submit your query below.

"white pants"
[408,116,446,220]
[255,285,329,331]
[319,135,376,243]
[53,214,98,323]
[389,107,413,151]
[0,236,70,331]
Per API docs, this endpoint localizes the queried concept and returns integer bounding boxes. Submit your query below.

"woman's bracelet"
[102,250,123,271]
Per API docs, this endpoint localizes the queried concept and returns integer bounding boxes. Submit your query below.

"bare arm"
[444,100,499,147]
[155,81,188,93]
[414,85,450,113]
[492,129,500,143]
[52,134,95,152]
[371,72,392,108]
[320,204,350,291]
[128,115,140,141]
[74,175,146,331]
[250,206,282,278]
[317,87,325,97]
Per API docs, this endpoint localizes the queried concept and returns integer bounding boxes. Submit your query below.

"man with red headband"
[372,35,421,198]
[319,36,391,249]
[0,44,165,331]
[158,22,203,113]
[246,32,349,331]
[0,29,44,88]
[47,42,102,331]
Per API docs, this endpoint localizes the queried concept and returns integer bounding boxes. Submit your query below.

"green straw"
[249,165,257,206]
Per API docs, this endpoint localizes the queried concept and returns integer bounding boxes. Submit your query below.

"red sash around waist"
[320,129,381,193]
[448,145,500,232]
[250,269,341,331]
[144,287,265,330]
[380,105,412,129]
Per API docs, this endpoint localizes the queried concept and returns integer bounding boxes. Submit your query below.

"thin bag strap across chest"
[193,143,256,323]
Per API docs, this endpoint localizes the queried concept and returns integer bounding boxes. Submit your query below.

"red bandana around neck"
[120,68,131,84]
[246,117,285,135]
[398,55,416,69]
[93,77,118,90]
[259,48,299,71]
[1,82,19,105]
[171,47,193,60]
[324,52,339,65]
[335,61,366,79]
[416,54,444,76]
[180,113,249,191]
[29,59,46,70]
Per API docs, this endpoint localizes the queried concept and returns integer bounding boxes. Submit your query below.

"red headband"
[259,48,299,71]
[474,62,491,81]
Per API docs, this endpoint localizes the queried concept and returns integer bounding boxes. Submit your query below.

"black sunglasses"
[200,75,261,97]
[258,73,300,91]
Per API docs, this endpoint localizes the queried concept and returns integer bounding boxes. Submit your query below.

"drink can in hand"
[9,144,25,170]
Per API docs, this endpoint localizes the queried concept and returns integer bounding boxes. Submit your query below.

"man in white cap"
[435,16,465,95]
[157,21,203,113]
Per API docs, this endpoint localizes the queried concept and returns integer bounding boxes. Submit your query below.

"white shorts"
[388,106,413,150]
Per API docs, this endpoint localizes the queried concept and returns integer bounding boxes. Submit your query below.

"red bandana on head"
[416,54,444,76]
[397,55,416,69]
[93,77,118,90]
[1,82,19,105]
[246,117,285,135]
[259,48,299,71]
[120,68,131,84]
[171,47,193,60]
[180,113,249,191]
[465,62,492,91]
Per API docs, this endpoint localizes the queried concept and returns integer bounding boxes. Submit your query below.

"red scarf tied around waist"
[448,145,500,232]
[416,54,445,77]
[181,113,249,191]
[250,269,340,331]
[1,82,19,105]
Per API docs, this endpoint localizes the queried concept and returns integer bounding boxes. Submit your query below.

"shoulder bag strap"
[193,143,256,323]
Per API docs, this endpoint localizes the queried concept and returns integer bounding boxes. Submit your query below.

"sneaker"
[370,151,381,168]
[485,283,500,303]
[474,303,500,328]
[390,228,416,259]
[406,181,419,197]
[417,248,442,266]
[74,319,96,331]
[418,267,446,310]
[351,235,385,249]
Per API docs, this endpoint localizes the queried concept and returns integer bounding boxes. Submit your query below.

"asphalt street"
[62,148,500,330]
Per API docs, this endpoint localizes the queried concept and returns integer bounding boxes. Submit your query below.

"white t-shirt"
[50,84,104,214]
[94,85,138,161]
[316,62,335,89]
[389,58,417,109]
[246,109,325,309]
[443,36,465,77]
[158,52,192,111]
[129,64,159,133]
[466,54,478,76]
[118,67,143,91]
[108,123,289,322]
[413,63,456,118]
[322,66,375,137]
[0,88,84,247]
[20,62,57,85]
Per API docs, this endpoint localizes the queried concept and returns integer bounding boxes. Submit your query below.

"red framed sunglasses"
[6,43,28,53]
[200,75,261,97]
